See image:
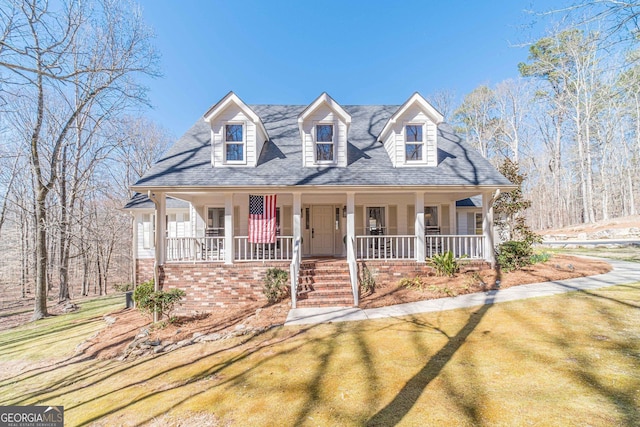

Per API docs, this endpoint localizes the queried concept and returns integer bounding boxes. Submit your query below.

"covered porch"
[145,188,497,308]
[150,189,496,265]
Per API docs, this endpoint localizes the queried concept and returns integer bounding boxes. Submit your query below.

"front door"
[311,205,334,255]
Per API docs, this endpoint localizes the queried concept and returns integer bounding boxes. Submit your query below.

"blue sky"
[137,0,559,137]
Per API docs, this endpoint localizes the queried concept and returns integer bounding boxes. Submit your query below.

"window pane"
[225,124,243,142]
[406,125,422,142]
[226,143,244,161]
[406,143,423,161]
[317,124,333,142]
[367,207,385,234]
[316,143,333,161]
[425,206,438,226]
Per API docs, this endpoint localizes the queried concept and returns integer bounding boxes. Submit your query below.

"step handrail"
[290,237,301,308]
[347,235,358,306]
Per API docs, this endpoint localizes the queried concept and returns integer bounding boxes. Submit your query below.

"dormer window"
[405,124,424,162]
[225,123,245,163]
[315,124,334,162]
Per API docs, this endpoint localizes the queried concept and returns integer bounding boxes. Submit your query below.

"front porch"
[165,233,486,263]
[139,189,497,310]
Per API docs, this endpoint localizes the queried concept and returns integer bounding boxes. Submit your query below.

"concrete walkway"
[284,258,640,326]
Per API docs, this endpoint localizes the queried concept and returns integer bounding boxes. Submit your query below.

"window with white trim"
[315,124,334,162]
[474,212,483,235]
[405,124,424,162]
[225,123,245,163]
[142,213,155,249]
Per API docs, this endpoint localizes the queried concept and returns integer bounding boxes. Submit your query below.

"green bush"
[428,251,459,277]
[132,279,185,321]
[497,240,534,272]
[263,268,289,304]
[133,279,154,309]
[530,251,551,264]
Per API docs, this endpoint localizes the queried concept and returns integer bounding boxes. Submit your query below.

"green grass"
[1,286,639,426]
[545,245,640,263]
[0,295,124,362]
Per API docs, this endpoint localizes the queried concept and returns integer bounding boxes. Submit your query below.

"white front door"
[311,205,335,255]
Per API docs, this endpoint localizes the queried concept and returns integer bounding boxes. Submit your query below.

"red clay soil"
[360,254,611,309]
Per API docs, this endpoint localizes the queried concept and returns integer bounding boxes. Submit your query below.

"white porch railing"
[355,234,485,261]
[356,235,416,260]
[234,236,294,261]
[166,237,225,262]
[425,235,485,259]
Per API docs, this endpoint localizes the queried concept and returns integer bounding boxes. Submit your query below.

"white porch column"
[449,202,457,235]
[149,191,165,323]
[346,192,355,258]
[293,192,301,259]
[482,191,496,267]
[224,192,234,264]
[415,192,425,262]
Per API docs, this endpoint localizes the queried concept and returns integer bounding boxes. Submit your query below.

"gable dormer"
[298,93,351,167]
[378,93,444,167]
[204,92,269,168]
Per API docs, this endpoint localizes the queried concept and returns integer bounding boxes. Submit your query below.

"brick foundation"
[136,258,490,316]
[136,259,155,286]
[159,262,290,316]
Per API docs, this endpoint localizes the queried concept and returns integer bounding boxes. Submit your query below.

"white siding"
[301,104,348,167]
[383,131,397,167]
[211,105,259,167]
[388,105,438,167]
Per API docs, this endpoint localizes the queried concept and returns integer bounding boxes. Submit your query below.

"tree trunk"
[32,188,49,320]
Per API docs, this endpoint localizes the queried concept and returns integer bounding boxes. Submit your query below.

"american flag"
[248,195,277,244]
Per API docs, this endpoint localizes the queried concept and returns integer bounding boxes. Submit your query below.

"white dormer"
[378,93,444,167]
[298,93,351,167]
[204,92,269,168]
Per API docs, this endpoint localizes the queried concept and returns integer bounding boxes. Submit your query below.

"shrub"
[497,240,534,272]
[133,279,185,321]
[133,279,154,309]
[263,268,289,304]
[428,251,459,277]
[530,251,551,264]
[359,265,376,294]
[399,276,425,290]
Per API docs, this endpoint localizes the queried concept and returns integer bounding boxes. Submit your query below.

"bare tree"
[0,0,158,319]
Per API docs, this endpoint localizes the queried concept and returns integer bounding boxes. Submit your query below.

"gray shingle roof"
[124,193,190,209]
[132,105,512,189]
[456,195,483,208]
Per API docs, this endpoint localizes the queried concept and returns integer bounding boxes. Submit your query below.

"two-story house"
[126,92,514,314]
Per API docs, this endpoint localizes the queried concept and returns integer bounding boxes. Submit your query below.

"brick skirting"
[135,259,155,286]
[135,258,491,316]
[159,261,290,316]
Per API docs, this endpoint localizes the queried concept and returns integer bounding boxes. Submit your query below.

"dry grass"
[1,280,639,426]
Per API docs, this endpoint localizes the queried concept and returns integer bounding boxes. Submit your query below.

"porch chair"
[369,228,393,259]
[425,226,441,257]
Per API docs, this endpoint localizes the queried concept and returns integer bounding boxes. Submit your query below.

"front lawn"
[0,283,639,426]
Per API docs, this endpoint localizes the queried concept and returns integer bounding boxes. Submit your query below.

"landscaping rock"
[62,302,78,313]
[103,316,117,325]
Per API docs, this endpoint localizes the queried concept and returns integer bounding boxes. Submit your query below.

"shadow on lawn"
[498,284,640,427]
[366,292,497,426]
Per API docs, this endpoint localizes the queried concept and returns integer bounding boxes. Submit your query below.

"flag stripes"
[248,195,277,243]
